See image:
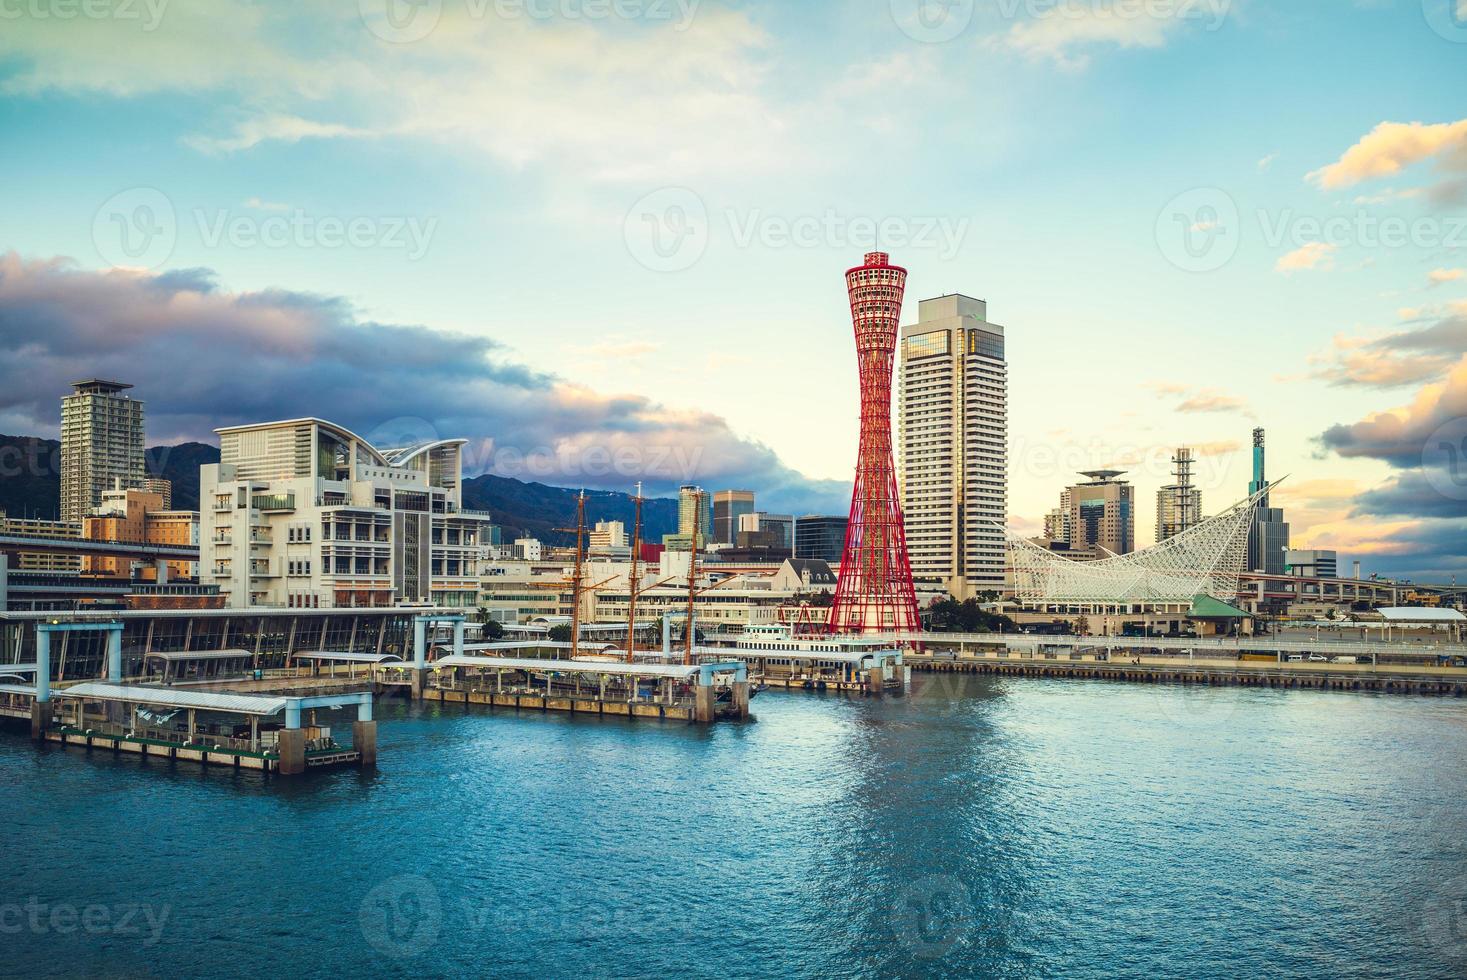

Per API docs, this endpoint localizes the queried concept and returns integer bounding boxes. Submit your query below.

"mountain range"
[0,433,681,544]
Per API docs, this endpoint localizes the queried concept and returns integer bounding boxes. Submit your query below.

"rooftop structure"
[1009,485,1273,605]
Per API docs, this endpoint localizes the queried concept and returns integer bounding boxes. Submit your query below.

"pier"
[904,648,1467,695]
[411,655,751,723]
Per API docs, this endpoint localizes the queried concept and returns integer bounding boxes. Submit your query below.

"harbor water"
[4,675,1466,978]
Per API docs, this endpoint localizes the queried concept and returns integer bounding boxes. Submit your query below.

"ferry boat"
[732,624,907,692]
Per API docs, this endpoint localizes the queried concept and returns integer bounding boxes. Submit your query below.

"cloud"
[1257,153,1277,172]
[1275,241,1335,273]
[0,4,789,184]
[0,253,846,513]
[1309,308,1467,388]
[1144,382,1254,419]
[1307,119,1467,202]
[1428,267,1465,288]
[1318,354,1467,468]
[187,116,372,155]
[995,1,1225,70]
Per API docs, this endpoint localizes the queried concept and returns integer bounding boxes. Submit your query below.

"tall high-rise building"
[897,293,1008,598]
[1246,428,1290,574]
[663,484,710,551]
[1156,447,1202,542]
[712,489,755,546]
[60,379,145,522]
[1066,470,1134,556]
[829,252,920,633]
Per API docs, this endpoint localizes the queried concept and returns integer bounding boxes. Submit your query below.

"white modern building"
[60,379,146,522]
[200,418,493,609]
[897,294,1008,599]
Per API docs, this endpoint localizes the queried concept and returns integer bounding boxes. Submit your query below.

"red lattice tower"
[828,252,921,634]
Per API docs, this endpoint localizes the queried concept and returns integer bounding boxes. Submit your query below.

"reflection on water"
[3,678,1466,979]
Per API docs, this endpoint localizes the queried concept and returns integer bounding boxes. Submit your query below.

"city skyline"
[0,2,1464,579]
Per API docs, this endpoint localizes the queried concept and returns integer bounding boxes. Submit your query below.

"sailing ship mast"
[625,482,643,664]
[684,488,703,666]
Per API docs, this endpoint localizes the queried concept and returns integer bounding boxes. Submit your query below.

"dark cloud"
[1317,333,1467,580]
[1317,357,1467,468]
[1347,519,1467,582]
[0,253,848,513]
[1351,472,1467,520]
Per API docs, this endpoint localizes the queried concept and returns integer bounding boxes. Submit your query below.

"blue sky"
[0,0,1465,576]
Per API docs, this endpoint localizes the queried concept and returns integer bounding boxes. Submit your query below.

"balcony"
[251,493,295,512]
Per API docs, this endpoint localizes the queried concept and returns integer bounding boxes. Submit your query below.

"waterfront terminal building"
[201,419,492,609]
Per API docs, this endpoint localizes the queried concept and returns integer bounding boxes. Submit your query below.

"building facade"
[793,515,848,564]
[1246,428,1290,575]
[82,484,199,581]
[60,380,145,522]
[1286,549,1338,578]
[896,294,1008,599]
[1065,471,1134,556]
[1156,447,1202,543]
[663,484,710,551]
[200,418,492,609]
[712,490,755,546]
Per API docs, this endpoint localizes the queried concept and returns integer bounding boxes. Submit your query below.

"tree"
[925,595,1016,634]
[548,624,573,642]
[1074,615,1091,636]
[482,618,506,640]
